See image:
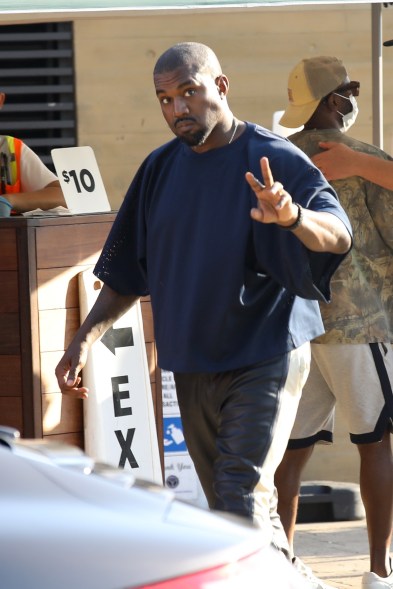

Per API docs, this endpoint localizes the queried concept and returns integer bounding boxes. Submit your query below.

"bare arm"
[55,284,140,399]
[312,141,393,191]
[245,156,351,254]
[5,180,67,212]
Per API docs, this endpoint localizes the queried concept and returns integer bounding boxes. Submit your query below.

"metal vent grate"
[0,22,76,171]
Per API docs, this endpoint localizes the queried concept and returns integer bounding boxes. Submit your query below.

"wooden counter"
[0,213,162,456]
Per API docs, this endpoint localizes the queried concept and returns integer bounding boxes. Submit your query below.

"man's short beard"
[179,129,208,147]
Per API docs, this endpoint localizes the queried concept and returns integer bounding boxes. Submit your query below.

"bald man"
[55,42,351,586]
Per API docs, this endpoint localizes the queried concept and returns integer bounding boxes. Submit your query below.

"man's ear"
[325,92,339,111]
[215,75,229,97]
[0,93,5,109]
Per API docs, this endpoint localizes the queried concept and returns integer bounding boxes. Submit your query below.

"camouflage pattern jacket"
[290,128,393,344]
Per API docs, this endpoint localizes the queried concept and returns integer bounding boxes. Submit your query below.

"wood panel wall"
[0,228,23,432]
[37,217,116,448]
[73,5,393,213]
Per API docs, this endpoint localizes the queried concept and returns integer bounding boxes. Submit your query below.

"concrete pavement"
[295,518,393,589]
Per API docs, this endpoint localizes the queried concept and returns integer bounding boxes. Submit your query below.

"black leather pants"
[174,343,310,555]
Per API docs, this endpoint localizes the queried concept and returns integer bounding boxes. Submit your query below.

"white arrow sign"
[79,269,162,485]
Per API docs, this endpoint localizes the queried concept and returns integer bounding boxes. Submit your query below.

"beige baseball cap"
[279,56,348,128]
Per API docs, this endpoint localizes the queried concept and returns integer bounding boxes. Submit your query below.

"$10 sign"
[51,146,111,214]
[62,168,95,193]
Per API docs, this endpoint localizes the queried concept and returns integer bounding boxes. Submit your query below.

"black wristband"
[278,203,303,231]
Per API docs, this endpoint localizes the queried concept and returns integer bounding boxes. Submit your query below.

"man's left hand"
[245,156,298,227]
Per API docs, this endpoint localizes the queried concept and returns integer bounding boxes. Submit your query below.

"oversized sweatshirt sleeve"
[94,157,151,296]
[248,132,352,302]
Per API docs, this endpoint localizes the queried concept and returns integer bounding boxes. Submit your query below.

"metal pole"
[371,3,383,148]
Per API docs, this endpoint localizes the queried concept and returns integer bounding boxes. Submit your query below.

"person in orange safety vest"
[0,91,66,214]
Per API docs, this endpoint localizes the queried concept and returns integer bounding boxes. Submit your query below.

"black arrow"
[101,326,134,355]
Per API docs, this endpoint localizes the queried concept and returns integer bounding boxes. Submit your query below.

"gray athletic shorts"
[288,342,393,448]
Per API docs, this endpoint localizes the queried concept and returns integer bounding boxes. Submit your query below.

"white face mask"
[334,93,359,132]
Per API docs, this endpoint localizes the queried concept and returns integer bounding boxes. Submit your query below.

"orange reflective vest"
[0,136,22,195]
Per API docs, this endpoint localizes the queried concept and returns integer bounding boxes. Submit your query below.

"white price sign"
[51,146,111,214]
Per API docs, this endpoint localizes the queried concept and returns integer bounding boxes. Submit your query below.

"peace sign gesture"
[245,156,297,227]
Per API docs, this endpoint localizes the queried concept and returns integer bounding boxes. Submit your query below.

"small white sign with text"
[79,269,162,485]
[51,146,111,214]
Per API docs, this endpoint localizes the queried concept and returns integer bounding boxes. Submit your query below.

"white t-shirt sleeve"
[20,142,58,192]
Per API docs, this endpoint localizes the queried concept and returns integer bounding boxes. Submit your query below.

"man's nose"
[173,96,189,116]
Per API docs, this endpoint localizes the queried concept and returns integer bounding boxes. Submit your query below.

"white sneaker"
[362,565,393,589]
[292,557,337,589]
